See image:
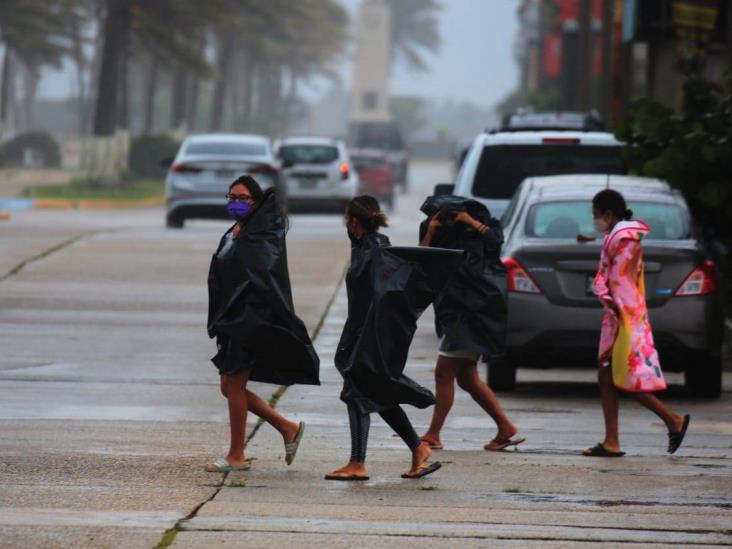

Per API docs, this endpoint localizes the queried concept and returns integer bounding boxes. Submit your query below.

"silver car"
[165,133,279,228]
[493,174,724,397]
[273,137,358,212]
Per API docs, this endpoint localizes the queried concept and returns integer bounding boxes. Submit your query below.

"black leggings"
[348,404,422,463]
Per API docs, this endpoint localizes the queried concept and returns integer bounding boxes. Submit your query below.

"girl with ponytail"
[585,189,689,457]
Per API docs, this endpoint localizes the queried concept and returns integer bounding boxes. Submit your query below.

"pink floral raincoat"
[593,220,667,392]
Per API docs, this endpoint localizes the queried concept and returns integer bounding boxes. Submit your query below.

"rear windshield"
[352,156,384,170]
[472,144,623,199]
[349,123,404,150]
[185,141,267,156]
[279,145,339,165]
[526,201,689,240]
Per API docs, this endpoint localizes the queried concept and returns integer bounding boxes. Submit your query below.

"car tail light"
[171,163,202,174]
[249,163,279,175]
[503,257,542,294]
[674,260,717,296]
[339,162,350,181]
[542,137,580,145]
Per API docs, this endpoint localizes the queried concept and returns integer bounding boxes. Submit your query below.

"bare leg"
[455,361,518,440]
[245,389,300,443]
[421,356,460,447]
[596,365,621,453]
[208,370,250,469]
[630,392,684,432]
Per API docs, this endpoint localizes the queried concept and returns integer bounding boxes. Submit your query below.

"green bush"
[0,131,61,167]
[129,133,180,178]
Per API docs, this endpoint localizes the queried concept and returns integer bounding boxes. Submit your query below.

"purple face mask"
[227,201,253,220]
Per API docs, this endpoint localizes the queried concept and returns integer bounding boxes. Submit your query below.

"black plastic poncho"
[420,195,507,360]
[335,232,462,413]
[207,194,320,386]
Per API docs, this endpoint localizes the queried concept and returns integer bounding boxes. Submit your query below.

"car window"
[472,145,623,199]
[349,123,404,150]
[351,157,383,170]
[280,145,339,165]
[185,141,267,156]
[526,200,688,240]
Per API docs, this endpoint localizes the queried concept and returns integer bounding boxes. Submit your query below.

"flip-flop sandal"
[205,457,251,472]
[420,438,444,450]
[667,414,690,454]
[401,461,442,479]
[484,436,526,451]
[582,443,625,457]
[285,422,305,466]
[324,473,370,481]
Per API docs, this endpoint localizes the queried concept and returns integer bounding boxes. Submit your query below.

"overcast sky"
[37,0,520,111]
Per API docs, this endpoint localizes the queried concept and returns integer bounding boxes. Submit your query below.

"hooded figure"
[335,232,463,413]
[208,191,319,386]
[419,195,507,360]
[325,195,462,482]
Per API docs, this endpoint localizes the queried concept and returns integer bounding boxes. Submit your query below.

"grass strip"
[22,178,164,201]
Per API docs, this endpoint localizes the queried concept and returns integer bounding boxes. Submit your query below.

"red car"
[349,148,396,210]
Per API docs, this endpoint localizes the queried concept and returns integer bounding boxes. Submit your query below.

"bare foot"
[325,461,368,479]
[404,443,431,476]
[667,414,685,434]
[283,421,301,444]
[600,440,622,453]
[420,434,443,449]
[495,421,519,441]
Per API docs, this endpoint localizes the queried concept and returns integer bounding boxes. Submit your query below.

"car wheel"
[487,355,516,392]
[166,214,184,229]
[684,351,722,397]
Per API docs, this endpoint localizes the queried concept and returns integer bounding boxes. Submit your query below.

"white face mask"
[593,218,610,234]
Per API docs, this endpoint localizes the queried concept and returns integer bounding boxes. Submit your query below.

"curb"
[0,196,164,210]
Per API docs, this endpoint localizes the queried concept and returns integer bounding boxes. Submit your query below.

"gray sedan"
[492,174,724,397]
[164,133,279,228]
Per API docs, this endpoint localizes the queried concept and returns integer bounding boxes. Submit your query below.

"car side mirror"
[160,157,174,168]
[433,183,454,196]
[577,234,596,243]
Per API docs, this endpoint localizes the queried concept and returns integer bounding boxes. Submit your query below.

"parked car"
[164,133,279,228]
[446,111,624,219]
[273,137,358,213]
[492,174,724,397]
[347,121,409,192]
[349,148,396,210]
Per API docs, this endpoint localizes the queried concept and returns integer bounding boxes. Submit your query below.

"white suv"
[274,137,358,212]
[451,112,624,219]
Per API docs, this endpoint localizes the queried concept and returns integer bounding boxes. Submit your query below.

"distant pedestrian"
[583,189,689,457]
[205,175,319,472]
[419,195,524,452]
[325,196,461,481]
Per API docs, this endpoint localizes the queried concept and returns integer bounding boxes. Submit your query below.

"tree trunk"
[93,0,132,136]
[170,66,188,131]
[186,76,199,131]
[71,15,88,138]
[144,56,159,133]
[0,46,14,128]
[209,33,235,131]
[241,56,255,129]
[21,66,39,131]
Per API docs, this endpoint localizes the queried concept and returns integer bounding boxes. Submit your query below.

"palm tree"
[386,0,442,72]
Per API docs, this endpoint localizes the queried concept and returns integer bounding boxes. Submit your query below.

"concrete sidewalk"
[170,281,732,547]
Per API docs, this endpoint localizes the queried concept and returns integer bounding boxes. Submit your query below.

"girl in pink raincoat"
[583,190,689,457]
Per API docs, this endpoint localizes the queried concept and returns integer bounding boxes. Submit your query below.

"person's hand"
[428,215,442,231]
[454,211,473,225]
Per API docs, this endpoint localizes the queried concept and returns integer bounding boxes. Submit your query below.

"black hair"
[346,195,388,232]
[229,174,266,202]
[592,189,633,220]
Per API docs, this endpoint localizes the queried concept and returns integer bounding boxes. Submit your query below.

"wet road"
[1,160,731,548]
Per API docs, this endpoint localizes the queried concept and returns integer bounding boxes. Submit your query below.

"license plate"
[299,178,318,189]
[585,274,595,296]
[215,169,235,178]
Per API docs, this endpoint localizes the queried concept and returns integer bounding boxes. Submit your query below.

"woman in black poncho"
[325,196,462,481]
[419,195,524,452]
[205,175,319,472]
